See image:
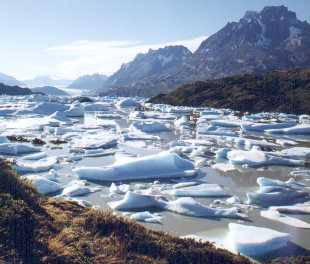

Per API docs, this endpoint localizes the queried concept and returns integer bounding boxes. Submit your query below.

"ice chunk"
[71,134,118,150]
[29,102,69,115]
[212,163,236,172]
[242,122,295,132]
[108,192,160,210]
[261,209,310,229]
[266,124,310,135]
[24,175,62,195]
[226,223,291,256]
[162,197,244,219]
[275,147,310,160]
[270,203,310,214]
[61,180,95,197]
[129,211,162,223]
[116,98,141,109]
[84,103,109,112]
[65,103,84,117]
[49,111,73,124]
[130,121,171,133]
[0,143,40,155]
[15,157,58,174]
[164,183,229,197]
[0,135,9,144]
[74,152,196,181]
[109,182,130,195]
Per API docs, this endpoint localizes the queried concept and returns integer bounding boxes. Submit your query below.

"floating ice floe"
[15,157,58,174]
[162,197,245,219]
[269,203,310,214]
[246,177,309,207]
[225,223,291,256]
[0,143,40,155]
[23,102,69,115]
[74,152,196,181]
[274,147,310,160]
[65,103,84,117]
[227,147,304,167]
[71,134,118,150]
[241,122,296,132]
[164,183,229,197]
[261,209,310,229]
[210,119,242,128]
[212,163,236,172]
[109,182,130,195]
[61,180,98,197]
[116,98,141,109]
[84,103,109,112]
[266,124,310,135]
[49,111,73,124]
[0,135,9,144]
[108,191,161,210]
[130,120,171,133]
[129,211,162,223]
[24,175,62,194]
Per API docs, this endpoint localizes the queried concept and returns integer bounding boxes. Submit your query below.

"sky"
[0,0,309,80]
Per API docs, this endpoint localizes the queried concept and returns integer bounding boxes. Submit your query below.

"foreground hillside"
[149,69,310,115]
[0,159,252,264]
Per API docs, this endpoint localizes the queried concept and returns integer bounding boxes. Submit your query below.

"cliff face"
[149,69,310,115]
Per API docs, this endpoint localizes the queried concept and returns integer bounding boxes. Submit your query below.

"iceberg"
[241,122,295,132]
[74,152,196,181]
[24,175,62,195]
[65,103,84,117]
[61,180,95,197]
[15,157,58,174]
[0,143,40,155]
[71,134,118,150]
[108,191,160,210]
[162,197,244,219]
[164,183,229,197]
[129,211,162,223]
[130,121,171,133]
[266,124,310,135]
[225,223,291,256]
[261,209,310,229]
[116,98,141,109]
[269,203,310,214]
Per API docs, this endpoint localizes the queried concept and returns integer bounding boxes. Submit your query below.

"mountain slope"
[31,86,69,96]
[148,69,310,114]
[0,72,25,86]
[182,5,310,81]
[0,83,33,96]
[24,76,72,88]
[69,73,108,90]
[101,45,193,97]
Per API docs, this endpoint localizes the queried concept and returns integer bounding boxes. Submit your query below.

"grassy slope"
[148,69,310,115]
[0,159,252,264]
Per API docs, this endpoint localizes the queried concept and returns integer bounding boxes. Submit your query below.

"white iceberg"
[0,143,40,155]
[130,121,171,133]
[24,175,62,195]
[116,98,141,109]
[164,183,229,197]
[162,197,244,219]
[74,152,196,181]
[225,223,291,256]
[15,157,58,174]
[261,209,310,229]
[65,103,84,117]
[108,191,160,210]
[129,211,162,223]
[266,124,310,135]
[61,180,95,197]
[109,182,130,195]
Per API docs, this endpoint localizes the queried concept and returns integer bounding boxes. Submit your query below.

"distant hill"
[31,86,69,96]
[148,69,310,115]
[0,83,33,96]
[100,46,193,97]
[99,5,310,97]
[23,76,72,88]
[69,73,108,90]
[0,72,25,87]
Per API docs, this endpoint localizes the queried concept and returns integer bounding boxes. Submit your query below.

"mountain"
[0,72,25,87]
[100,5,310,97]
[0,83,33,96]
[31,86,69,96]
[101,45,193,97]
[23,76,72,88]
[68,73,108,90]
[181,5,310,81]
[148,69,310,115]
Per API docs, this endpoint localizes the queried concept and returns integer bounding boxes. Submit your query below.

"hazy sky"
[0,0,309,80]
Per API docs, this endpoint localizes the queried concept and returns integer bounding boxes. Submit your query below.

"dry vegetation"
[0,159,309,263]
